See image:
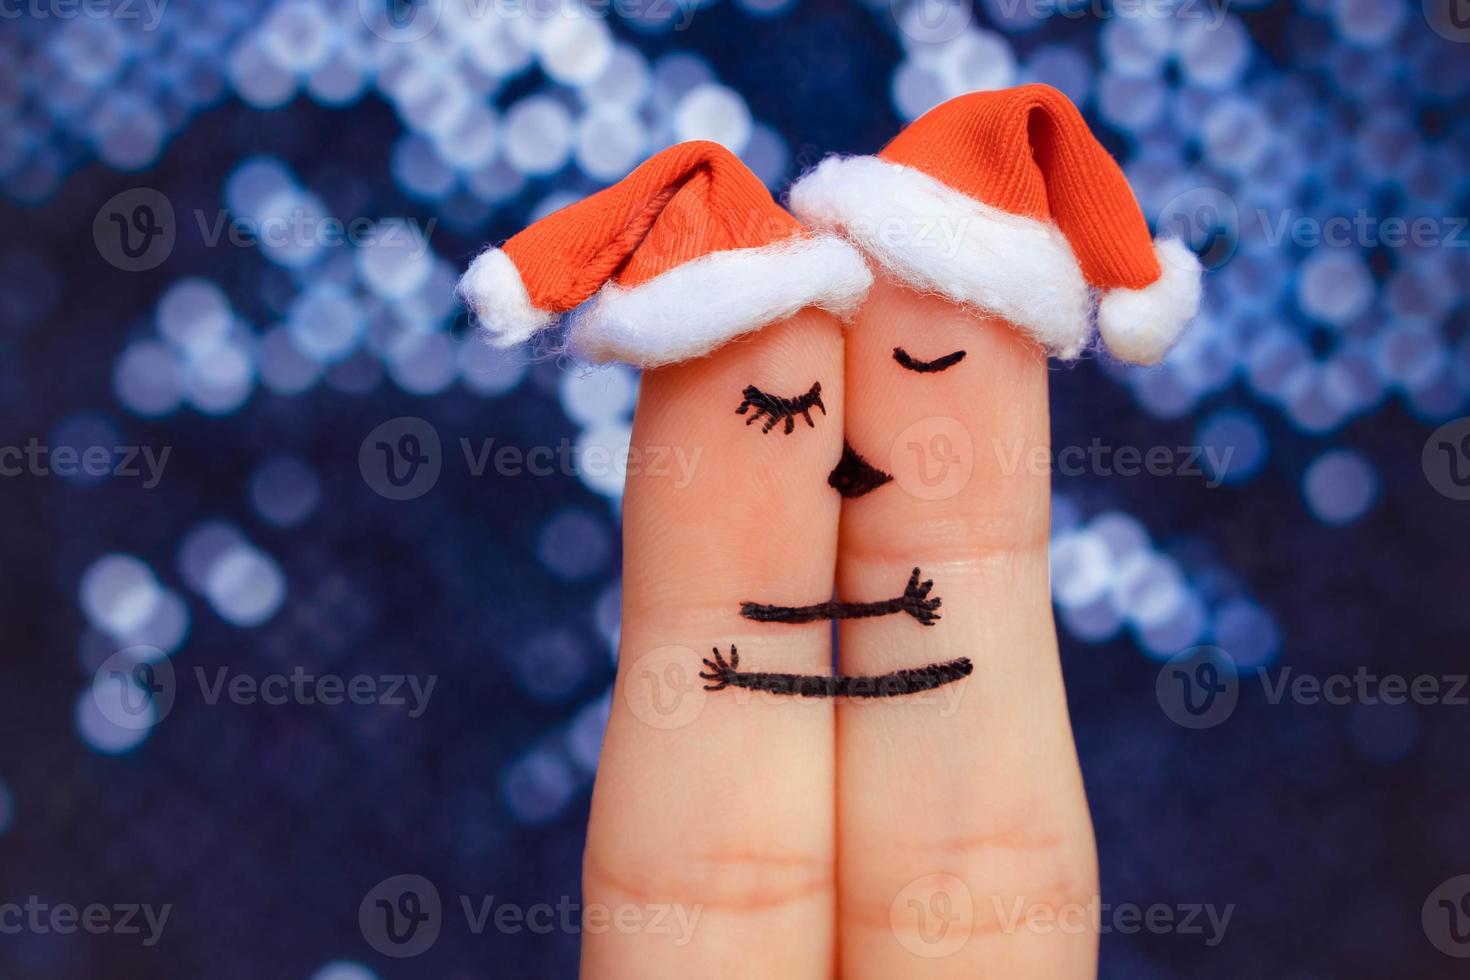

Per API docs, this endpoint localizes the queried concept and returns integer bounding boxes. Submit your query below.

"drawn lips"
[828,441,893,498]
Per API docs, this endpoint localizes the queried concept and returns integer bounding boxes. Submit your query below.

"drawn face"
[827,343,970,499]
[701,297,979,701]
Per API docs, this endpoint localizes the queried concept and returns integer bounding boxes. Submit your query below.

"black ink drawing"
[741,567,941,626]
[700,645,973,698]
[736,381,826,434]
[827,441,893,498]
[893,346,967,373]
[710,371,972,701]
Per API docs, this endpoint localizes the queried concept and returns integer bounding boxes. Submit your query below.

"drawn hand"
[581,276,1097,979]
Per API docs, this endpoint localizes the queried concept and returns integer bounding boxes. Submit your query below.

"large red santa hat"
[457,140,872,368]
[789,84,1202,365]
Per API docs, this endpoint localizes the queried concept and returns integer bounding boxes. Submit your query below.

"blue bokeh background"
[2,0,1469,976]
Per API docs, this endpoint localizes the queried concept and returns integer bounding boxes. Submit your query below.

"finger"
[833,275,1097,977]
[581,310,842,978]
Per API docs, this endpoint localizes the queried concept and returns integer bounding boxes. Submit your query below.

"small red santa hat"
[789,84,1202,365]
[457,141,872,368]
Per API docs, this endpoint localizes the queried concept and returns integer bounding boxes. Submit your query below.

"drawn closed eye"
[735,381,826,434]
[893,347,967,373]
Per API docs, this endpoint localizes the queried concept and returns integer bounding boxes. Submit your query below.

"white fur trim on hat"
[1096,238,1203,366]
[457,247,555,348]
[790,154,1094,359]
[567,234,873,368]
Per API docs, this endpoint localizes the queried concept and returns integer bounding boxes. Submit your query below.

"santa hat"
[457,141,872,368]
[789,84,1202,365]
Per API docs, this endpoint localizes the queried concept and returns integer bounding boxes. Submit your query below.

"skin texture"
[581,275,1098,977]
[582,308,842,977]
[834,275,1098,978]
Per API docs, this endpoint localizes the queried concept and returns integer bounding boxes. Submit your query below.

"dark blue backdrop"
[2,0,1469,976]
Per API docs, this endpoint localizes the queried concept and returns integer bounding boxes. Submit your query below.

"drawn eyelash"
[735,381,825,434]
[893,347,967,373]
[699,645,973,698]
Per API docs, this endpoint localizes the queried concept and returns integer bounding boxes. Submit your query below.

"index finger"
[582,308,843,977]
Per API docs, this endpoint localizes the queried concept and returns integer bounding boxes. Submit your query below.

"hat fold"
[457,140,872,366]
[570,233,871,368]
[790,154,1092,359]
[789,84,1203,364]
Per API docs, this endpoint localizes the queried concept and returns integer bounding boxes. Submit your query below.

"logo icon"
[92,646,175,729]
[360,417,442,500]
[1423,417,1470,501]
[1424,0,1470,43]
[622,645,707,730]
[890,416,974,502]
[359,874,442,958]
[1424,874,1470,958]
[1156,186,1239,269]
[1156,646,1239,729]
[890,873,973,958]
[891,0,972,45]
[93,188,176,272]
[358,0,443,42]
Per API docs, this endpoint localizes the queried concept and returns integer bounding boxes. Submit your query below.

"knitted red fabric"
[501,141,804,314]
[879,84,1161,291]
